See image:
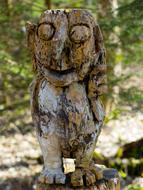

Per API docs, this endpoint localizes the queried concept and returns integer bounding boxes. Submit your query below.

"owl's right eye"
[37,23,55,41]
[69,24,91,44]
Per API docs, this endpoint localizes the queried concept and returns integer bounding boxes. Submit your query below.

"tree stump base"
[36,168,120,190]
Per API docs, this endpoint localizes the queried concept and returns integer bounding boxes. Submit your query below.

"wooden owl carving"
[27,9,107,187]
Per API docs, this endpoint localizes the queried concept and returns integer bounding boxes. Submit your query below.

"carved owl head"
[27,9,105,82]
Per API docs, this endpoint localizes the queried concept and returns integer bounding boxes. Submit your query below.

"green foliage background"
[1,0,143,128]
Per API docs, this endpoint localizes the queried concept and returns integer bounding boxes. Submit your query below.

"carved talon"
[71,168,97,187]
[84,170,96,186]
[55,173,66,184]
[90,163,105,180]
[45,173,54,184]
[38,169,66,184]
[71,169,84,187]
[38,171,54,184]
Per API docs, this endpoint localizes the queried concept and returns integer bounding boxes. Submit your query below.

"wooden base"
[36,168,120,190]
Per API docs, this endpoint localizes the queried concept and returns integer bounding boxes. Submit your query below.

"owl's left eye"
[69,25,91,44]
[37,23,55,41]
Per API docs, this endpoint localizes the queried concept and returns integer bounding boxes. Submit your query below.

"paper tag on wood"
[63,158,76,174]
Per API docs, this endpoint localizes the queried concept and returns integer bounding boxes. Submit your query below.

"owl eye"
[38,23,55,41]
[69,25,91,44]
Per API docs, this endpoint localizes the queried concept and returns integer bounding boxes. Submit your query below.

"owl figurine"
[27,9,107,187]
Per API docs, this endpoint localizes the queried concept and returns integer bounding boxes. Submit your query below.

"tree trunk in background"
[97,0,114,114]
[97,0,113,59]
[97,0,112,18]
[0,0,9,16]
[97,0,122,114]
[85,0,92,6]
[111,0,123,112]
[45,0,51,9]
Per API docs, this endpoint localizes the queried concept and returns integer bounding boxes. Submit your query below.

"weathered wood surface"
[36,168,120,190]
[27,9,119,189]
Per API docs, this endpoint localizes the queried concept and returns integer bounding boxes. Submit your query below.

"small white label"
[63,158,76,174]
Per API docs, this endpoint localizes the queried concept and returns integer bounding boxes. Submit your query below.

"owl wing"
[88,64,107,122]
[87,24,107,122]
